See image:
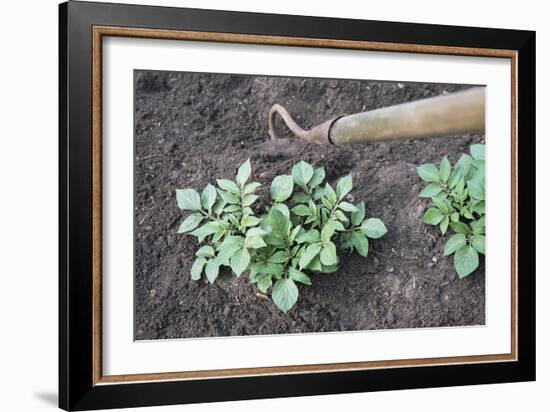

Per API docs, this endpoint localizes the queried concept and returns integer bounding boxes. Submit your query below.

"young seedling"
[176,159,387,312]
[417,144,485,278]
[176,159,265,283]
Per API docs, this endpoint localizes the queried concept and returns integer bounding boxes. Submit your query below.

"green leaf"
[309,167,326,188]
[467,178,485,200]
[439,156,451,183]
[223,205,241,213]
[321,196,333,210]
[472,159,485,171]
[351,232,369,257]
[419,183,443,198]
[320,241,337,265]
[249,264,261,283]
[299,243,322,269]
[292,161,314,187]
[323,183,337,205]
[217,236,244,264]
[236,159,251,186]
[422,208,444,225]
[246,227,267,237]
[269,209,290,238]
[454,245,479,278]
[242,194,259,206]
[334,221,346,232]
[189,222,220,243]
[455,176,466,194]
[212,230,225,244]
[289,225,302,243]
[242,215,261,227]
[470,217,486,235]
[334,210,348,224]
[244,235,266,249]
[338,201,359,212]
[456,154,474,177]
[336,174,353,200]
[295,229,320,244]
[190,257,207,281]
[444,233,466,256]
[450,221,471,235]
[196,245,215,258]
[257,263,284,277]
[320,264,338,273]
[243,182,261,195]
[307,256,323,271]
[256,275,273,293]
[472,235,485,254]
[417,163,440,182]
[230,248,250,277]
[271,203,290,219]
[351,201,366,226]
[216,179,240,194]
[440,216,449,235]
[265,234,285,248]
[176,189,202,210]
[292,193,310,203]
[270,175,294,202]
[448,169,462,189]
[227,213,240,228]
[471,200,485,215]
[288,267,311,285]
[321,219,337,244]
[205,259,220,283]
[177,213,203,233]
[470,144,485,161]
[432,197,451,213]
[218,190,240,204]
[291,205,311,216]
[472,165,485,182]
[272,278,299,313]
[269,250,289,264]
[462,208,474,220]
[201,184,217,211]
[361,218,388,239]
[212,198,227,215]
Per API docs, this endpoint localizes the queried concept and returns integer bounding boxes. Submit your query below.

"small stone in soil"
[149,289,156,297]
[432,256,438,263]
[385,266,394,273]
[439,292,450,304]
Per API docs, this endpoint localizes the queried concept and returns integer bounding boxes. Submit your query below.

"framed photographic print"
[59,1,535,410]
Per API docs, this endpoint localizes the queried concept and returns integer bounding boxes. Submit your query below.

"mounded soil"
[134,70,485,340]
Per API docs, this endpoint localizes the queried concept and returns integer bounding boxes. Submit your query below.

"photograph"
[133,70,486,340]
[54,2,536,410]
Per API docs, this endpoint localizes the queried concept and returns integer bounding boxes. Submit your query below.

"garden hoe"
[261,87,485,155]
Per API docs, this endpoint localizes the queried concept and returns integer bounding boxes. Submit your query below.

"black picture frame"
[59,1,535,410]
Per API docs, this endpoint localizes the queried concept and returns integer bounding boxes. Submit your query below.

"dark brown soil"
[134,70,485,340]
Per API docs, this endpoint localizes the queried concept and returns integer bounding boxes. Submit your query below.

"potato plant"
[417,144,485,278]
[176,159,387,312]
